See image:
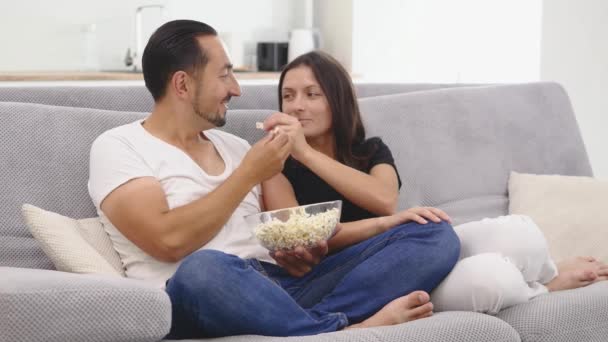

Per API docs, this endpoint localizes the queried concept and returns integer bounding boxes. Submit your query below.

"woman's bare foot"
[346,291,433,330]
[546,256,608,292]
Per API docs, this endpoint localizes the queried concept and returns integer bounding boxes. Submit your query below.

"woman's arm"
[261,173,299,211]
[298,148,399,216]
[264,113,399,216]
[327,207,451,252]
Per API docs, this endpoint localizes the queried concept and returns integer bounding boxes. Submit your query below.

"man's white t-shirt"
[88,120,273,288]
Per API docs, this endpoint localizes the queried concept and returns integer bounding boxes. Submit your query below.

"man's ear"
[170,71,193,100]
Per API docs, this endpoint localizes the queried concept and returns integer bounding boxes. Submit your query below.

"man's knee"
[168,250,235,297]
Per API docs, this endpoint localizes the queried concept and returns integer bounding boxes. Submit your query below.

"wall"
[351,0,542,82]
[541,0,608,179]
[165,0,297,69]
[313,0,353,71]
[0,0,298,72]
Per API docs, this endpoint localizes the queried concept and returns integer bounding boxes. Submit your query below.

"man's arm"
[101,132,292,263]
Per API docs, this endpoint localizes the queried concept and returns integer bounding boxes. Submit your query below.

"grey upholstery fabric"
[0,83,464,113]
[0,102,146,269]
[172,312,519,342]
[354,82,478,98]
[359,82,592,225]
[0,85,156,112]
[0,267,171,342]
[497,282,608,342]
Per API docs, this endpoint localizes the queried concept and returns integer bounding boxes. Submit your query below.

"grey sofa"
[1,82,607,342]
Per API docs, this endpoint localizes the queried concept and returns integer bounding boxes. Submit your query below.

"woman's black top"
[282,137,402,222]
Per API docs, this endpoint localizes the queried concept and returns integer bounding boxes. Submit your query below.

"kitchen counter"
[0,71,281,82]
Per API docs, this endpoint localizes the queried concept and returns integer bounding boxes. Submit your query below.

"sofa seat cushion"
[0,267,171,342]
[167,311,519,342]
[21,204,124,276]
[497,281,608,342]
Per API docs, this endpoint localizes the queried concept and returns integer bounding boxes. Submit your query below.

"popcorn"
[253,207,340,251]
[256,122,281,135]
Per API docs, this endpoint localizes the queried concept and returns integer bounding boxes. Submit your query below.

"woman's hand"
[378,206,452,232]
[263,112,312,161]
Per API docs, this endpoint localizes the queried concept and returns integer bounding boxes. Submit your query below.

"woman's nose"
[291,94,305,111]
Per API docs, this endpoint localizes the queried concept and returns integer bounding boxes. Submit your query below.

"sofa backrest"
[359,82,592,224]
[0,82,592,269]
[0,83,467,113]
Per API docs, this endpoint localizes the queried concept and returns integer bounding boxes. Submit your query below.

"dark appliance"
[257,42,288,71]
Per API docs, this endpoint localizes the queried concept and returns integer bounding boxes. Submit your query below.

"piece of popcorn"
[255,122,264,130]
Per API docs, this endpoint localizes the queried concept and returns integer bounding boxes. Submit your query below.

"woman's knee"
[456,215,549,261]
[427,220,461,265]
[432,253,530,314]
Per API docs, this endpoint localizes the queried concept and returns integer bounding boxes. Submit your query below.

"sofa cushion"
[0,102,147,269]
[0,267,171,342]
[508,171,608,263]
[21,204,124,276]
[169,311,519,342]
[497,281,608,342]
[358,82,592,225]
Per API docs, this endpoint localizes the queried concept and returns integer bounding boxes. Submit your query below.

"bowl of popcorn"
[244,200,342,251]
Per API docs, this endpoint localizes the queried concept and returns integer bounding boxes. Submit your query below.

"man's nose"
[230,75,241,97]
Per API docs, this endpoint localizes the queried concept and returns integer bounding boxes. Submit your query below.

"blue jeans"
[165,220,460,338]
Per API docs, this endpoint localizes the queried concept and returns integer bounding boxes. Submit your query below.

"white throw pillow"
[508,171,608,263]
[22,204,125,276]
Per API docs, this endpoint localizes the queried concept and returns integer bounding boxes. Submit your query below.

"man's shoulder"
[92,120,143,147]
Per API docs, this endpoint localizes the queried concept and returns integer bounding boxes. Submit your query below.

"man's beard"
[192,97,227,127]
[195,108,226,127]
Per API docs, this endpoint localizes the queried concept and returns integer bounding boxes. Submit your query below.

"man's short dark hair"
[142,20,217,101]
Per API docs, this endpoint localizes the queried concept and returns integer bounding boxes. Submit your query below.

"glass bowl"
[244,200,342,251]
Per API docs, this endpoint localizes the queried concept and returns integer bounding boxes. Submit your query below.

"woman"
[262,51,608,314]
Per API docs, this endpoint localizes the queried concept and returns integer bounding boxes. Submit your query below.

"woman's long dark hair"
[278,51,376,170]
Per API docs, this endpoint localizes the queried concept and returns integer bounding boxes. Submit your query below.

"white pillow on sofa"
[21,204,125,276]
[508,171,608,263]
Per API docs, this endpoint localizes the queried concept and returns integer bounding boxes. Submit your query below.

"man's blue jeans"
[165,220,460,338]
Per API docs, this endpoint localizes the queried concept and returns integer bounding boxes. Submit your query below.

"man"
[88,19,460,338]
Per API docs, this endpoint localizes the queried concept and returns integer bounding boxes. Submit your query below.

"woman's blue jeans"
[165,220,460,338]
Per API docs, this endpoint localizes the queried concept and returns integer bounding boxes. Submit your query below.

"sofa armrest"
[0,267,171,342]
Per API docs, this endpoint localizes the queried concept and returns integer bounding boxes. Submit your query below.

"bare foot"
[346,291,433,329]
[546,256,608,292]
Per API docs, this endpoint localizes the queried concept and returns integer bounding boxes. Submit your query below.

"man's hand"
[270,224,341,277]
[263,112,312,161]
[240,130,293,184]
[270,241,329,277]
